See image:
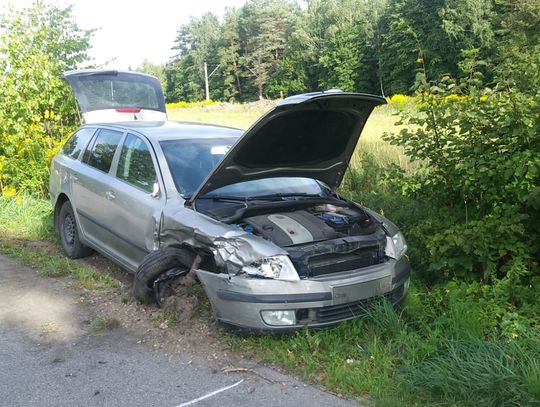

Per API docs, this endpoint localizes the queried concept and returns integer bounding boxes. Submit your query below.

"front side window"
[82,128,123,173]
[62,127,95,159]
[117,134,156,192]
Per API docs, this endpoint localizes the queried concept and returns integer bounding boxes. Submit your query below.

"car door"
[72,128,125,253]
[103,133,166,270]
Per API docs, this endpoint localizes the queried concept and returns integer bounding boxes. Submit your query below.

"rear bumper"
[196,256,410,332]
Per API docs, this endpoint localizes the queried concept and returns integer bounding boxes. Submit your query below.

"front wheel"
[58,201,93,259]
[133,247,195,304]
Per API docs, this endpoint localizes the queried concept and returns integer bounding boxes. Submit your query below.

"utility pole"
[204,61,220,101]
[204,61,210,101]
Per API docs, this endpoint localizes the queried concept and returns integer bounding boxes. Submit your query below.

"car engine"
[240,204,377,246]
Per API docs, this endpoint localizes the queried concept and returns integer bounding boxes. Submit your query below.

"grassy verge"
[223,289,540,406]
[0,195,118,290]
[167,102,270,129]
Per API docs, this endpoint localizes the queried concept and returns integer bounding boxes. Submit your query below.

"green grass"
[89,316,120,334]
[0,195,118,290]
[403,335,540,406]
[0,240,118,290]
[167,102,269,129]
[223,291,540,406]
[0,194,53,239]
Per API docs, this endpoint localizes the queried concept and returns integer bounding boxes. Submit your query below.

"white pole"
[204,61,210,101]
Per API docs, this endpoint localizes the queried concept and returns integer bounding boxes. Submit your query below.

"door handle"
[105,190,116,200]
[70,173,79,182]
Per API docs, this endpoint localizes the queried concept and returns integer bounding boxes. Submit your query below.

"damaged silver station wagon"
[50,70,410,331]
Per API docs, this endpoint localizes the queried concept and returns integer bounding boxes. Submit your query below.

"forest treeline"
[149,0,539,102]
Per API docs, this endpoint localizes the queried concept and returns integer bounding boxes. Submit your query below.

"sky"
[0,0,248,69]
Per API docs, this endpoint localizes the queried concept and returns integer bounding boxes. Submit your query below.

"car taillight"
[115,108,141,113]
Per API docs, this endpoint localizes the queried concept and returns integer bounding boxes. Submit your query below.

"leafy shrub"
[383,75,540,284]
[0,3,91,196]
[385,94,414,110]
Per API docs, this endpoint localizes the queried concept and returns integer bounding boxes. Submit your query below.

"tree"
[135,59,167,92]
[0,2,92,194]
[238,0,300,99]
[379,0,461,94]
[283,0,382,94]
[219,8,243,102]
[490,0,540,93]
[167,13,221,101]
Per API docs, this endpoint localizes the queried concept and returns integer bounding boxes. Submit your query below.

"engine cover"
[243,210,338,247]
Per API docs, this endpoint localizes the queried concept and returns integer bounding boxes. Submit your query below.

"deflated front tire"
[133,247,195,304]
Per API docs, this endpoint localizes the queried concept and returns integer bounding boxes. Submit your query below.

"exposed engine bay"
[195,197,388,278]
[240,205,377,247]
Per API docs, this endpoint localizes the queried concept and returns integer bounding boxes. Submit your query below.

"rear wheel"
[58,201,93,259]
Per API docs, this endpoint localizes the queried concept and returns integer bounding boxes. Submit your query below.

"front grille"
[315,285,405,324]
[307,246,381,277]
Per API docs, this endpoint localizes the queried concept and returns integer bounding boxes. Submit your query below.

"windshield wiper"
[247,192,323,201]
[192,194,247,202]
[188,192,324,203]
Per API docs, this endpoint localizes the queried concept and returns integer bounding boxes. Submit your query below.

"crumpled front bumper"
[196,256,410,332]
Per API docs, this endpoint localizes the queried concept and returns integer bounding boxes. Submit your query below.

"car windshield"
[160,138,323,198]
[206,177,323,198]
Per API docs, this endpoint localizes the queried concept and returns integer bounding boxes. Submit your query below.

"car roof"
[80,120,243,141]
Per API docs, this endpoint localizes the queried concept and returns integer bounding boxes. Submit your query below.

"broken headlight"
[385,231,408,260]
[242,255,300,281]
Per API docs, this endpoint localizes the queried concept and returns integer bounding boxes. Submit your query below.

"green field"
[168,103,410,172]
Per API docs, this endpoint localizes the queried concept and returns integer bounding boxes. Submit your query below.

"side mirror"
[151,181,160,198]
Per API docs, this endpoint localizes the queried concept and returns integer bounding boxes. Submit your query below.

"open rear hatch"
[62,70,167,123]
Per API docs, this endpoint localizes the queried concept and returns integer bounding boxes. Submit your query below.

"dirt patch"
[79,251,132,285]
[78,257,228,358]
[88,284,226,358]
[1,237,235,363]
[3,237,58,256]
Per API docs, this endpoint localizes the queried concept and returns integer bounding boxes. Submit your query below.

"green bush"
[0,3,91,196]
[383,76,539,285]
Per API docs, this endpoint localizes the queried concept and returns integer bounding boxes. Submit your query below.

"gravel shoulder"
[0,252,362,407]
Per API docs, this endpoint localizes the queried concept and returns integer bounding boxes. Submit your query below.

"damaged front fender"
[160,204,286,273]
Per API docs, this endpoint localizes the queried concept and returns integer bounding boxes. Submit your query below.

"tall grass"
[225,292,540,406]
[0,195,53,239]
[403,336,540,406]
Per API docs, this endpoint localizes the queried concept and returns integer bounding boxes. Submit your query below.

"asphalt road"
[0,254,361,407]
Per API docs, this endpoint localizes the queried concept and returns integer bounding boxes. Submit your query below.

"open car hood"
[189,91,385,202]
[62,70,167,123]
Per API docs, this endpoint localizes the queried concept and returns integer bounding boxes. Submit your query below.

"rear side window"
[116,134,157,192]
[62,127,95,159]
[82,129,123,173]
